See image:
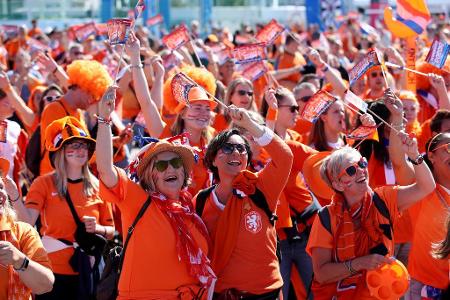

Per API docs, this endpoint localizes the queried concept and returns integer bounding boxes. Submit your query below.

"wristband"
[130,63,143,69]
[95,115,112,126]
[253,126,274,147]
[266,107,278,121]
[14,256,29,272]
[344,260,358,275]
[9,194,20,203]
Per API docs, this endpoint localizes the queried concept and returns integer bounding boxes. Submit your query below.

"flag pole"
[180,73,228,110]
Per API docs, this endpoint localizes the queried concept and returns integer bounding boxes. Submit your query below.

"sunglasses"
[154,157,183,172]
[278,105,299,113]
[370,72,383,78]
[431,142,450,154]
[297,95,312,102]
[221,143,247,154]
[43,95,61,102]
[236,90,254,97]
[338,157,368,179]
[66,142,89,150]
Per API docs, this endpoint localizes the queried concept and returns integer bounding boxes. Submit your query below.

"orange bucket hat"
[302,151,334,201]
[0,157,10,177]
[44,116,96,166]
[131,136,196,181]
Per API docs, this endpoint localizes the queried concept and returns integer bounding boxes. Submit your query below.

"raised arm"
[96,86,119,188]
[0,71,35,127]
[148,55,165,112]
[36,52,69,89]
[396,131,436,212]
[126,32,165,137]
[429,73,450,110]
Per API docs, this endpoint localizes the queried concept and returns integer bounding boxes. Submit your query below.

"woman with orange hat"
[197,106,293,298]
[305,128,435,299]
[11,116,115,300]
[95,86,216,299]
[406,132,450,299]
[0,158,54,299]
[126,32,218,196]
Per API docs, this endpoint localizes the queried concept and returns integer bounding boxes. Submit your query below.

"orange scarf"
[0,230,31,300]
[211,171,258,276]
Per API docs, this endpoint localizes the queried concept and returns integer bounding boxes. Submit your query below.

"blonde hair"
[320,147,360,187]
[0,199,16,223]
[53,147,99,197]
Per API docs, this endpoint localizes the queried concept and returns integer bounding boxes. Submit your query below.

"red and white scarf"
[151,191,216,298]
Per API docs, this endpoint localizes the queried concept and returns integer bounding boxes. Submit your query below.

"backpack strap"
[317,206,332,235]
[195,185,216,217]
[117,196,152,279]
[248,188,278,226]
[372,191,393,240]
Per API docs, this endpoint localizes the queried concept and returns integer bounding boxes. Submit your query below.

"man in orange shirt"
[39,59,112,175]
[28,19,43,38]
[276,34,307,90]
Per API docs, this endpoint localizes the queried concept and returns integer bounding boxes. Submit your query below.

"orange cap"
[366,259,409,299]
[302,151,334,200]
[0,157,10,177]
[174,86,218,113]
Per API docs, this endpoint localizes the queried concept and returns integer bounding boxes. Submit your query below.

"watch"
[13,256,30,272]
[407,154,424,165]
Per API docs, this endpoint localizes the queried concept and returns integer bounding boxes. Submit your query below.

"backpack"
[195,185,281,261]
[25,101,69,178]
[317,192,393,256]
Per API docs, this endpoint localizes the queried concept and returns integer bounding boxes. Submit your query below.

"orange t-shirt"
[408,186,450,290]
[277,140,317,240]
[194,135,293,294]
[25,174,113,275]
[277,52,306,83]
[99,167,209,299]
[28,27,43,38]
[306,186,400,299]
[0,217,52,299]
[292,118,312,142]
[39,98,86,175]
[159,125,216,196]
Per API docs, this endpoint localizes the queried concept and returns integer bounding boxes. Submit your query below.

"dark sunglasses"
[221,143,247,154]
[236,90,254,97]
[278,105,299,113]
[43,95,61,102]
[66,142,89,150]
[338,157,368,179]
[154,157,183,172]
[370,72,383,78]
[297,95,312,102]
[431,142,450,154]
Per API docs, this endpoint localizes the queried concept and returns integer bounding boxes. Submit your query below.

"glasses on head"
[66,142,89,150]
[153,157,183,172]
[43,95,61,102]
[236,90,254,97]
[370,72,383,78]
[221,143,247,155]
[278,105,299,113]
[337,157,368,179]
[296,95,312,102]
[431,142,450,154]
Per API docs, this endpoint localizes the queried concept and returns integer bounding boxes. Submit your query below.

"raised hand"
[98,86,118,120]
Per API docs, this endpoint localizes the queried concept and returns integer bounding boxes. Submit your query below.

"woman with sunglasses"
[261,87,302,142]
[406,132,450,299]
[11,116,115,300]
[198,106,293,299]
[96,87,216,299]
[213,78,257,132]
[306,127,435,299]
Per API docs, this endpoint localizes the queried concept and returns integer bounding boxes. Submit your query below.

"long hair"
[170,107,215,144]
[432,215,450,260]
[52,147,99,198]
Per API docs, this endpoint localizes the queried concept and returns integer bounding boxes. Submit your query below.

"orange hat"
[174,86,218,113]
[134,139,195,181]
[0,157,10,177]
[163,65,217,114]
[366,259,409,299]
[66,60,113,102]
[302,151,334,200]
[45,116,96,166]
